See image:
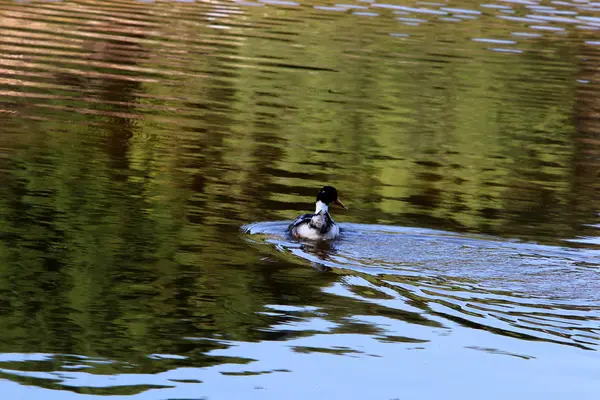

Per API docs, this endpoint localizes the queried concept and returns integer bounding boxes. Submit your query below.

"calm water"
[1,0,600,398]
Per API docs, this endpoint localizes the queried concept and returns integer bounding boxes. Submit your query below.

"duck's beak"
[333,199,348,209]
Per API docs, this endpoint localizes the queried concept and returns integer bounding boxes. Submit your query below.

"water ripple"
[244,221,600,350]
[1,0,599,397]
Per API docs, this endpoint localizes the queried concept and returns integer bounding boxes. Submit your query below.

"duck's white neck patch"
[315,200,328,214]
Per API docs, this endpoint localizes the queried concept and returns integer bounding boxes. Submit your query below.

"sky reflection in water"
[0,0,599,397]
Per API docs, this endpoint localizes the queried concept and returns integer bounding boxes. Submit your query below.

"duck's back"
[289,212,339,240]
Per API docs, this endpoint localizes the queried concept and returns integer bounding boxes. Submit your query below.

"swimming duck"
[289,186,347,240]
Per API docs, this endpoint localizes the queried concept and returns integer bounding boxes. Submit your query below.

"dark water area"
[0,0,600,398]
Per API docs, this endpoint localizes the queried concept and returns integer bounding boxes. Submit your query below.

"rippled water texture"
[1,0,600,398]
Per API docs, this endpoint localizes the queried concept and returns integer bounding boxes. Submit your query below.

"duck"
[289,186,347,240]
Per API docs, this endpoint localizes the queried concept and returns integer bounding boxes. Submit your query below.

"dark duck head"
[315,186,347,211]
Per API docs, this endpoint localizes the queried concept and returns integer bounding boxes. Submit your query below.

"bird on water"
[289,186,347,240]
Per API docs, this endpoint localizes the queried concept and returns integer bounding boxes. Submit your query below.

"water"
[0,0,600,398]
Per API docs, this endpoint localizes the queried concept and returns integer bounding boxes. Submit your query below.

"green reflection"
[0,0,599,393]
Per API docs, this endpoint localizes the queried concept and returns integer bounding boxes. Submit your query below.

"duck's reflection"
[298,240,337,272]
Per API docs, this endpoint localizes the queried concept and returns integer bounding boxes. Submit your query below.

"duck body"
[290,201,340,240]
[289,186,346,241]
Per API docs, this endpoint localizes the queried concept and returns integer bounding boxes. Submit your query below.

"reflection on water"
[0,0,600,397]
[245,222,600,349]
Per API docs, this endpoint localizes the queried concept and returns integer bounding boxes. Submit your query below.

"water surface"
[0,0,600,398]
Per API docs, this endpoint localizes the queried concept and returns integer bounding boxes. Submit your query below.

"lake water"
[0,0,599,398]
